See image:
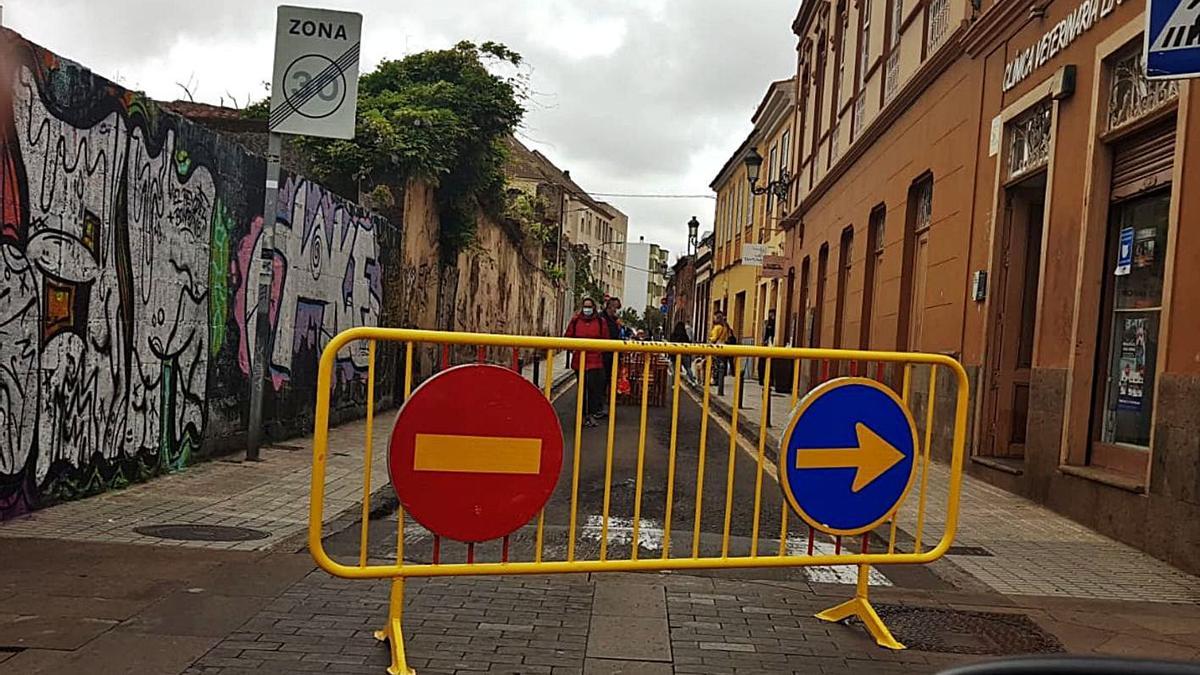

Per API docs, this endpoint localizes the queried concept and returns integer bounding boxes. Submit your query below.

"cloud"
[11,0,798,258]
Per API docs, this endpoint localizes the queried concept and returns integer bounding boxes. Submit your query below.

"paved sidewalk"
[697,372,1200,604]
[0,352,573,552]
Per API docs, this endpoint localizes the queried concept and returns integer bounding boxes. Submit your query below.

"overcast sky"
[8,0,797,261]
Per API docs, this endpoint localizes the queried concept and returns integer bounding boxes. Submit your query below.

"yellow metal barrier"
[308,327,969,674]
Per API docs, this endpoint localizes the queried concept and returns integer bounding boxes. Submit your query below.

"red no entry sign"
[388,364,564,543]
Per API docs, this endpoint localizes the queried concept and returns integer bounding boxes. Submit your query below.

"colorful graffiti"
[232,175,383,410]
[0,34,386,517]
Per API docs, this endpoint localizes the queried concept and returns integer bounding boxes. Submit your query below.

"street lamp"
[687,216,699,256]
[744,147,791,201]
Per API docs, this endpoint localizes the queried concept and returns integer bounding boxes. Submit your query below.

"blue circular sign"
[780,377,918,536]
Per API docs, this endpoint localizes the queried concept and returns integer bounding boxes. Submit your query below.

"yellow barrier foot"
[815,564,905,650]
[815,596,905,650]
[375,580,416,675]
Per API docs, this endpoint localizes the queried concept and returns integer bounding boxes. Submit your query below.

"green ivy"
[253,41,526,259]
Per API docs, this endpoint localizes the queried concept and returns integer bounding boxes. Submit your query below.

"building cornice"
[962,0,1033,57]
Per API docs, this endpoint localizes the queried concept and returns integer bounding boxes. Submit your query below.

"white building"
[622,237,669,315]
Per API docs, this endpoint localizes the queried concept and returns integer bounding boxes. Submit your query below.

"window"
[781,130,792,177]
[1107,44,1178,133]
[862,205,885,347]
[767,145,778,212]
[899,174,932,350]
[889,0,902,47]
[1007,101,1052,181]
[860,0,872,90]
[1095,190,1169,449]
[834,226,854,350]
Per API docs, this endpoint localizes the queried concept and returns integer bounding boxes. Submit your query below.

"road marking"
[413,434,542,474]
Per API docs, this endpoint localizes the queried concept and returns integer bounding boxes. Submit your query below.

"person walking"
[758,309,777,385]
[708,311,736,383]
[670,320,697,385]
[600,296,623,413]
[565,297,610,427]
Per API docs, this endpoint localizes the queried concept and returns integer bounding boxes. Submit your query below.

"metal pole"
[247,132,282,461]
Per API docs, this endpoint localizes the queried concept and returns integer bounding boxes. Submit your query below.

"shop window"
[1007,101,1052,181]
[1094,189,1170,450]
[1107,44,1178,133]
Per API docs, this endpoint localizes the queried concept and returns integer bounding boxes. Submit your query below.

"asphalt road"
[322,372,920,586]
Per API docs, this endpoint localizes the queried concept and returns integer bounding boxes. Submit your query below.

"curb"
[685,378,786,455]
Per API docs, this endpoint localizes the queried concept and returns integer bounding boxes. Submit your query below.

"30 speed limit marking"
[269,6,362,140]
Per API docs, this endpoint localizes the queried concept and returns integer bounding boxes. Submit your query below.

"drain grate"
[855,605,1065,655]
[946,545,993,557]
[134,524,270,542]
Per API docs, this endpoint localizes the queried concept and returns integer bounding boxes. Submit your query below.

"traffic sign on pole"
[1146,0,1200,79]
[780,377,918,536]
[388,364,564,543]
[269,5,362,139]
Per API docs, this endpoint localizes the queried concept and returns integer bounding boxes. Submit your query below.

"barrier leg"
[374,578,416,674]
[815,564,905,650]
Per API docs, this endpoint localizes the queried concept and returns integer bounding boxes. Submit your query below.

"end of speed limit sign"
[269,6,362,140]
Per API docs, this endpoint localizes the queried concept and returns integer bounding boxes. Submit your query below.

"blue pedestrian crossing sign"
[1147,0,1200,79]
[780,377,919,537]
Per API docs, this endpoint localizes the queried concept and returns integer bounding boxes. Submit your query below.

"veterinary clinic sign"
[1002,0,1125,92]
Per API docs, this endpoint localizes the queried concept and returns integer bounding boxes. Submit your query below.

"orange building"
[781,0,1200,572]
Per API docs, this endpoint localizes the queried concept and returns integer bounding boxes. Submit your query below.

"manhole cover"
[134,524,270,542]
[854,605,1065,655]
[946,545,993,557]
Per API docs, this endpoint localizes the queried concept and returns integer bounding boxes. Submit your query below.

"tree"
[618,308,643,331]
[253,41,526,259]
[571,244,604,308]
[642,306,665,339]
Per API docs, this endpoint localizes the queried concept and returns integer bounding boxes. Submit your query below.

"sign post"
[1146,0,1200,78]
[780,376,919,650]
[248,6,362,459]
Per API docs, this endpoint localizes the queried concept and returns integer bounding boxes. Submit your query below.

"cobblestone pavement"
[175,565,1200,675]
[699,371,1200,603]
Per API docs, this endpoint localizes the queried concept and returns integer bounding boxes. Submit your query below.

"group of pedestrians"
[565,295,755,422]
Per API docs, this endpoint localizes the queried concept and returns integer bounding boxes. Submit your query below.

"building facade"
[779,0,1200,572]
[694,232,715,340]
[711,79,796,345]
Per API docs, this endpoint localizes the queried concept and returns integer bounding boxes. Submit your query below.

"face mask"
[583,308,595,317]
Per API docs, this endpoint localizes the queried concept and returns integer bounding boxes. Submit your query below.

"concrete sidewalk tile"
[585,615,672,662]
[0,649,70,675]
[119,590,266,637]
[0,614,118,650]
[29,631,216,674]
[590,582,666,618]
[583,657,672,674]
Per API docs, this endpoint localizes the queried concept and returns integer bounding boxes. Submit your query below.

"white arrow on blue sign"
[1146,0,1200,79]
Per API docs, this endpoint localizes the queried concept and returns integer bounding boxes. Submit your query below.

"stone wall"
[0,29,563,519]
[0,29,389,517]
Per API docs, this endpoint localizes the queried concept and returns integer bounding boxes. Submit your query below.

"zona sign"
[388,364,564,543]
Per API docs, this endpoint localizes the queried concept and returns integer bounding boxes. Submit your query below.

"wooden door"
[984,185,1045,459]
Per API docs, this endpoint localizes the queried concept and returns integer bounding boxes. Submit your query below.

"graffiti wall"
[0,30,387,518]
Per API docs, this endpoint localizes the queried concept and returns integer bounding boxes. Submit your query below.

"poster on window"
[1133,228,1157,270]
[1116,317,1147,411]
[1115,227,1134,276]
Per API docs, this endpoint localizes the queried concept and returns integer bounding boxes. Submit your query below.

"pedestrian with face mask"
[565,297,610,426]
